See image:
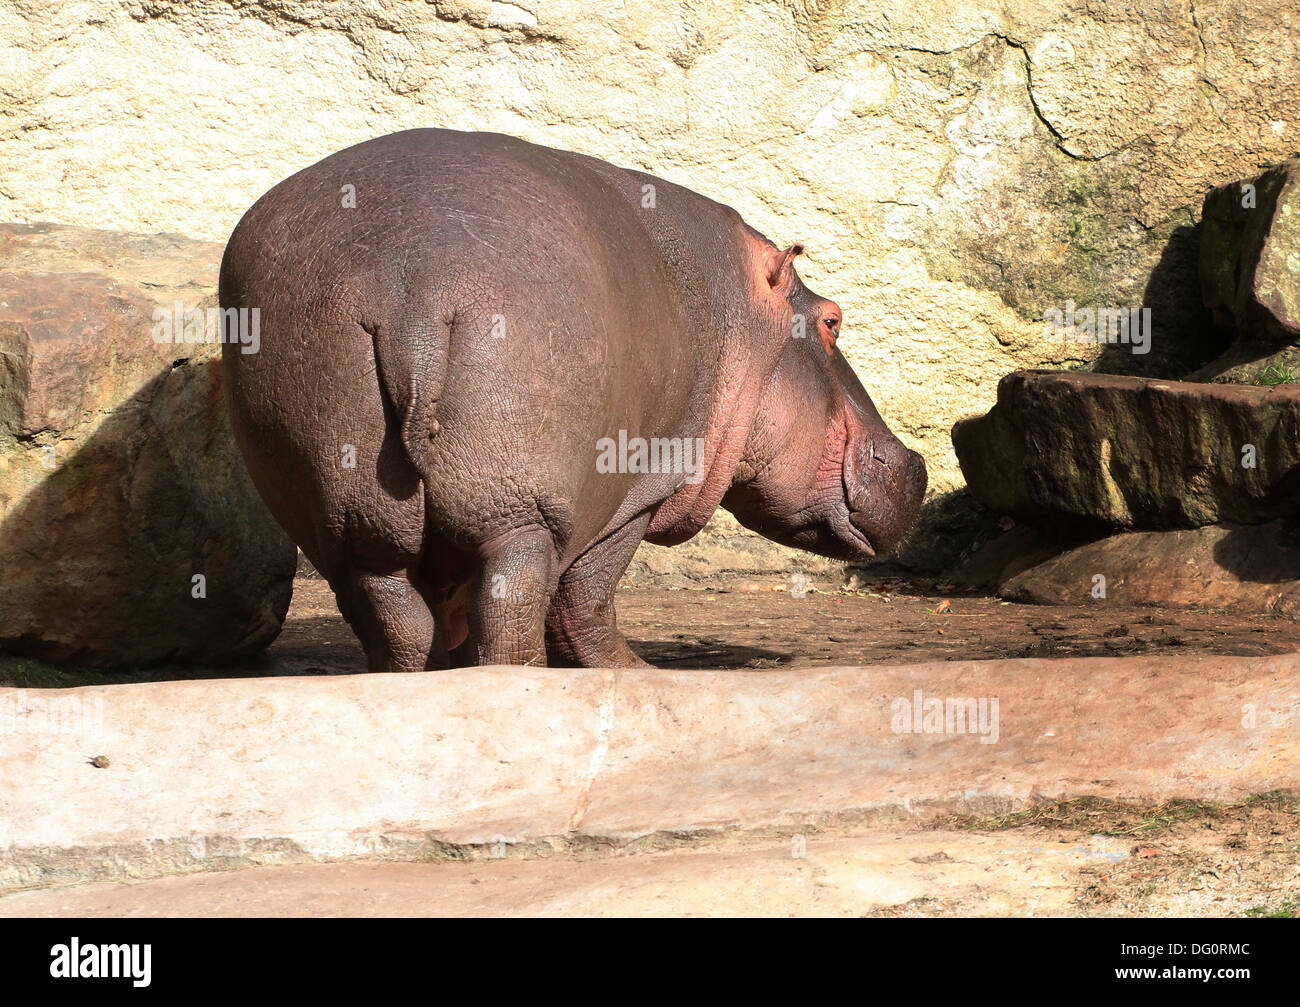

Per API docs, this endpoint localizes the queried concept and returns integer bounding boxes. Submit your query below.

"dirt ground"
[7,574,1297,686]
[263,575,1300,678]
[1,793,1295,917]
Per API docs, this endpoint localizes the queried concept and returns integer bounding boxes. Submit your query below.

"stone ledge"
[2,655,1296,891]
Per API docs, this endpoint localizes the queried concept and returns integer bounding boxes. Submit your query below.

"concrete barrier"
[2,654,1297,890]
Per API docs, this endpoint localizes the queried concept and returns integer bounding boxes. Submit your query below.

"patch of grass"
[1240,789,1300,811]
[1242,903,1296,918]
[1255,362,1298,386]
[1102,799,1224,836]
[0,651,297,690]
[937,795,1130,832]
[0,656,99,689]
[936,791,1297,835]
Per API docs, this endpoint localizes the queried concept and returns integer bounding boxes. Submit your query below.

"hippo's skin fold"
[219,129,926,670]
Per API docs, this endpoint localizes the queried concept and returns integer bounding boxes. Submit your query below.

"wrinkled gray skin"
[220,129,926,670]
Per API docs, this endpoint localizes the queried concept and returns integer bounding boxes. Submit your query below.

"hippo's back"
[218,129,709,558]
[222,128,662,342]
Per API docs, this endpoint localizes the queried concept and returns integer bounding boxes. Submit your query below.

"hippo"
[219,129,926,671]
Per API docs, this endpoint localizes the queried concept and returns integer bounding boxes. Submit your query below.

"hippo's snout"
[846,436,927,555]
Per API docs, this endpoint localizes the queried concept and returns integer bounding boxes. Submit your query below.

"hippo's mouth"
[841,418,927,557]
[842,509,878,557]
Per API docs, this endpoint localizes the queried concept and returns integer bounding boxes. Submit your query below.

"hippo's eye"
[817,316,840,357]
[820,316,841,352]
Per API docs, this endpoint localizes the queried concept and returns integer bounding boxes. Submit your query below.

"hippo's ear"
[763,243,804,292]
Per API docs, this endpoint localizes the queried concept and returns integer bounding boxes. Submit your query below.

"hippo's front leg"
[545,517,650,668]
[462,526,557,667]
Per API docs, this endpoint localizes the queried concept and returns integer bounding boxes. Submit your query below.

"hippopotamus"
[219,129,926,670]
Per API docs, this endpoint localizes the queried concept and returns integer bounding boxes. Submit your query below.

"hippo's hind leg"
[336,566,441,674]
[459,526,557,667]
[545,516,650,668]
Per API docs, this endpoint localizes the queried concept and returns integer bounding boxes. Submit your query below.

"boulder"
[953,518,1300,615]
[0,224,296,669]
[1196,158,1300,380]
[952,369,1300,530]
[998,521,1300,616]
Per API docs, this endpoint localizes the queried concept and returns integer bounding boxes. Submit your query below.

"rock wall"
[3,0,1298,572]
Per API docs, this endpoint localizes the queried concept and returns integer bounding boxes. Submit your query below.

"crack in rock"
[568,669,618,831]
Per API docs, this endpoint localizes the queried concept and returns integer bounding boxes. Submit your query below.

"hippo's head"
[722,241,927,561]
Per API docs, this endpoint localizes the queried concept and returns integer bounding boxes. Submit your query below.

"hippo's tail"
[369,313,452,478]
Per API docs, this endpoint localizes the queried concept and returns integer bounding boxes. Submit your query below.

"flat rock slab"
[2,656,1296,891]
[952,369,1300,529]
